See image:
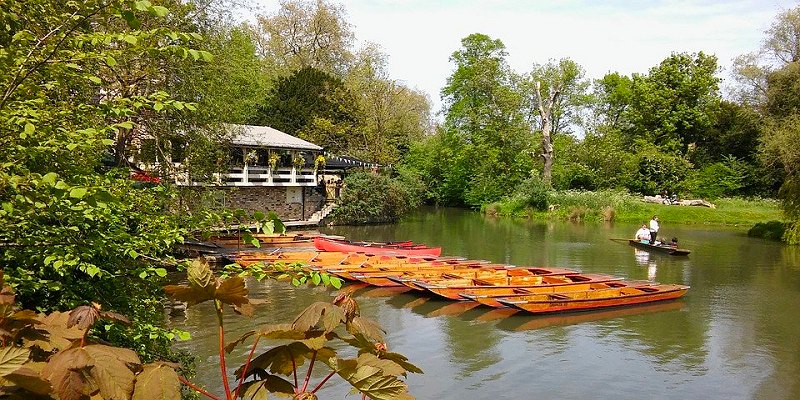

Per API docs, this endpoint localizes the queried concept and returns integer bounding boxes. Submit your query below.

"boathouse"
[179,124,328,222]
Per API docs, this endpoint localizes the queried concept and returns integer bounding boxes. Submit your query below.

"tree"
[521,58,589,184]
[440,33,530,206]
[625,52,720,155]
[344,45,433,164]
[0,0,212,362]
[253,65,359,153]
[589,72,633,132]
[761,115,800,243]
[249,0,354,76]
[731,6,800,107]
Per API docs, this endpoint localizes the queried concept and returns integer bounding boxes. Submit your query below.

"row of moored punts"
[230,248,689,315]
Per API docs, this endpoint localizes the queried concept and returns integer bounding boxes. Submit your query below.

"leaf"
[41,347,94,400]
[105,56,117,67]
[292,302,345,333]
[236,342,312,377]
[0,347,30,377]
[225,330,256,354]
[87,76,102,84]
[41,172,58,185]
[355,353,405,377]
[377,352,423,374]
[69,188,87,199]
[150,5,169,17]
[100,311,131,325]
[346,317,385,343]
[163,285,213,306]
[83,344,140,399]
[67,305,100,330]
[4,365,52,395]
[331,277,343,289]
[154,268,167,277]
[187,259,215,290]
[336,359,413,400]
[32,312,85,352]
[153,102,164,111]
[23,122,34,136]
[132,362,180,400]
[238,374,295,399]
[66,143,78,151]
[215,277,249,306]
[123,34,138,45]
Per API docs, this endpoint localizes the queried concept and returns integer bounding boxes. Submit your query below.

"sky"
[251,0,798,113]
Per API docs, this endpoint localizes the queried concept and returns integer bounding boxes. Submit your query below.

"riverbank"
[483,190,783,226]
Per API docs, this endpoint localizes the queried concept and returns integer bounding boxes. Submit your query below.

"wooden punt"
[496,284,689,314]
[314,237,442,257]
[209,233,318,248]
[460,279,653,308]
[351,266,578,287]
[628,239,691,256]
[415,273,622,301]
[339,263,511,285]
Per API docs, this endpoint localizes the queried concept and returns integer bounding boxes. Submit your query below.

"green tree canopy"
[625,52,720,155]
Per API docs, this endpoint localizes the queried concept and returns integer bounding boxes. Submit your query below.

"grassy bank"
[484,190,783,226]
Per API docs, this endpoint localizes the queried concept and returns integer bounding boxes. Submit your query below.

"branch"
[0,2,112,110]
[179,376,222,400]
[233,335,261,399]
[311,371,337,393]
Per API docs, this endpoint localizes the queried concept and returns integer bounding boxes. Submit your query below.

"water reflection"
[634,248,659,281]
[170,208,800,400]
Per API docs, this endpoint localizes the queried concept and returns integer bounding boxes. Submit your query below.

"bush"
[330,172,423,225]
[513,173,550,211]
[747,220,787,241]
[685,156,748,199]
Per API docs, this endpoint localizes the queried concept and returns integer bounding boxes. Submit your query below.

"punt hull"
[314,237,442,257]
[498,285,689,314]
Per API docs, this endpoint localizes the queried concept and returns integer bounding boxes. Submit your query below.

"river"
[170,207,800,400]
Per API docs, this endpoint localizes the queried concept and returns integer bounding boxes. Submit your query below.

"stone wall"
[181,186,325,221]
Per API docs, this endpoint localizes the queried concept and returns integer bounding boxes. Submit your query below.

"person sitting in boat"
[635,224,651,242]
[670,237,679,248]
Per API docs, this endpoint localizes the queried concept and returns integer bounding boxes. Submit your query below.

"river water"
[170,207,800,400]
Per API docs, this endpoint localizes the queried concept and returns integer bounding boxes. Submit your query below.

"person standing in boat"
[635,223,650,242]
[649,215,660,244]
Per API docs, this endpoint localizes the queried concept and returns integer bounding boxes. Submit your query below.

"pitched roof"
[227,124,322,151]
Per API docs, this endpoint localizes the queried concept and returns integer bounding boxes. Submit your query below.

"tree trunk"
[535,81,556,185]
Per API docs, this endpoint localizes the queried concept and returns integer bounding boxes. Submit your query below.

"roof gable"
[227,124,322,151]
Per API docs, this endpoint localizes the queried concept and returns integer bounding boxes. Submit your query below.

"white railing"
[216,165,317,187]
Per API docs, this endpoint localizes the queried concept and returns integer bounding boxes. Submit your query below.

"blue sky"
[253,0,798,113]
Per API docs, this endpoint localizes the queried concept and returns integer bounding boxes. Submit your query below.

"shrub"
[747,220,787,241]
[685,156,748,199]
[330,172,423,225]
[513,173,550,211]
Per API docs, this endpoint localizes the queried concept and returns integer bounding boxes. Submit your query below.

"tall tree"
[253,66,359,153]
[521,58,589,184]
[345,45,432,164]
[441,33,529,206]
[625,52,720,154]
[731,6,800,107]
[249,0,354,76]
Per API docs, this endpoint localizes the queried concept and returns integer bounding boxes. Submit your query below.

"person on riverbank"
[635,224,650,241]
[649,215,660,244]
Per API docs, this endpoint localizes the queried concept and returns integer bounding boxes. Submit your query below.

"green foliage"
[748,220,788,241]
[511,173,551,211]
[166,259,419,400]
[254,66,359,154]
[625,52,720,154]
[330,172,423,225]
[0,0,216,365]
[625,143,692,195]
[684,156,749,199]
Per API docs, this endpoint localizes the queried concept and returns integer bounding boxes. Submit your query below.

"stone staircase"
[308,202,337,225]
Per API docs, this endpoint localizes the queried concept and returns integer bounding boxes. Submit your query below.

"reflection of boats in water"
[496,300,685,331]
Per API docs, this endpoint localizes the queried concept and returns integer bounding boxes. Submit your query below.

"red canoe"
[313,237,442,257]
